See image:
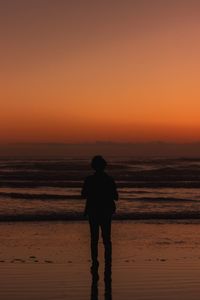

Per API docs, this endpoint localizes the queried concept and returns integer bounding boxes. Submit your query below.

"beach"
[1,221,200,299]
[1,157,200,299]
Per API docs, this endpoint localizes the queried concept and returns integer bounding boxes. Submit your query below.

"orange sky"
[1,0,200,143]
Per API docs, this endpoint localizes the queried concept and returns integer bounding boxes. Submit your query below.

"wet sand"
[0,221,200,299]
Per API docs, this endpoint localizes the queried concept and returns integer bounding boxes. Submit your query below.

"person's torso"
[85,172,116,214]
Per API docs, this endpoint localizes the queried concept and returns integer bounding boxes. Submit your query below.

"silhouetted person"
[81,155,118,271]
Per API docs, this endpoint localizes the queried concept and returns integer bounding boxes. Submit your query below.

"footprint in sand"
[44,260,53,263]
[29,256,39,263]
[11,259,25,263]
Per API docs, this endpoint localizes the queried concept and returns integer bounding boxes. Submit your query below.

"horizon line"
[2,141,200,146]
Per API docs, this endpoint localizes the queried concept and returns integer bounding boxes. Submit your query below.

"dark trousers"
[89,214,112,265]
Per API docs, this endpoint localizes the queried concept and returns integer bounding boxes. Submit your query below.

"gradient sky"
[1,0,200,143]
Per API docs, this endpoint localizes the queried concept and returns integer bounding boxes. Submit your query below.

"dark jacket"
[81,171,118,217]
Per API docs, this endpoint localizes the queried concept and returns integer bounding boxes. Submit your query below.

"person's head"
[91,155,107,172]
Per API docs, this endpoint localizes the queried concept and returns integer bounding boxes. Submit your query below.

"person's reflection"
[104,264,112,300]
[90,263,112,300]
[90,266,99,300]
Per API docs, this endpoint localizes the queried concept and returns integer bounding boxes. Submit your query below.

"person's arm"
[113,181,118,201]
[81,178,88,199]
[111,178,118,201]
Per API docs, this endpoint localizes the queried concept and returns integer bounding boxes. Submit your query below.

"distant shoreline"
[1,141,200,157]
[0,213,200,222]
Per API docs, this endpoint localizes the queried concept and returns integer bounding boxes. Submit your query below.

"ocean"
[0,156,200,221]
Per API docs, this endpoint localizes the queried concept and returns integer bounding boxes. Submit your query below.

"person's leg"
[89,217,99,267]
[101,216,112,267]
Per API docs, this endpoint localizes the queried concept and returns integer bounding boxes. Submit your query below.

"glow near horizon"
[1,0,200,143]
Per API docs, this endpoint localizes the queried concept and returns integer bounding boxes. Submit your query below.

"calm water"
[0,157,200,220]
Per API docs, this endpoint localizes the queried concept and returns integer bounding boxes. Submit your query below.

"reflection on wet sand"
[90,264,112,300]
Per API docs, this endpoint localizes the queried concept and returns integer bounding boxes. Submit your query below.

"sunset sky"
[1,0,200,143]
